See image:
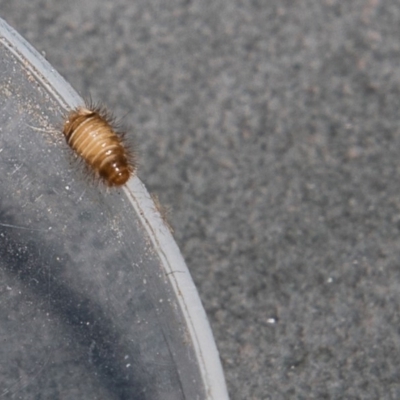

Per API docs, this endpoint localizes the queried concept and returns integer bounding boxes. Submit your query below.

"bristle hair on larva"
[63,103,136,187]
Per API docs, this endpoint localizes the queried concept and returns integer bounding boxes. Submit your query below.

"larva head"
[99,161,132,186]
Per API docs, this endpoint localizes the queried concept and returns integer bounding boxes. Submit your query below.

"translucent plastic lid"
[0,18,229,400]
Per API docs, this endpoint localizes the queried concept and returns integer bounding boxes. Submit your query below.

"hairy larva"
[63,104,136,187]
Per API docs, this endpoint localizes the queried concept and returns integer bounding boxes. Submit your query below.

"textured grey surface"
[3,1,400,398]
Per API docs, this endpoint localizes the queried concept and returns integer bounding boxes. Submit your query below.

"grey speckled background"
[3,1,400,399]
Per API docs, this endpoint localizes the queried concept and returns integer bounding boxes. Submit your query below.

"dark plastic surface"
[0,18,228,400]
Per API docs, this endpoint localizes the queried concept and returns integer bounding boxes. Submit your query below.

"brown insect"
[63,104,136,186]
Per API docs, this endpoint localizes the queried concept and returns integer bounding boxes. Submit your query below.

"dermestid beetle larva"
[63,103,136,186]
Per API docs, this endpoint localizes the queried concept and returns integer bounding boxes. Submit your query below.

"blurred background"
[3,0,400,398]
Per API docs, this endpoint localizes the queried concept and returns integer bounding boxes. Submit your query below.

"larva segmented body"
[63,105,136,187]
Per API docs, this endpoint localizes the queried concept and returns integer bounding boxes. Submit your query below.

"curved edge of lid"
[0,16,230,400]
[125,178,229,400]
